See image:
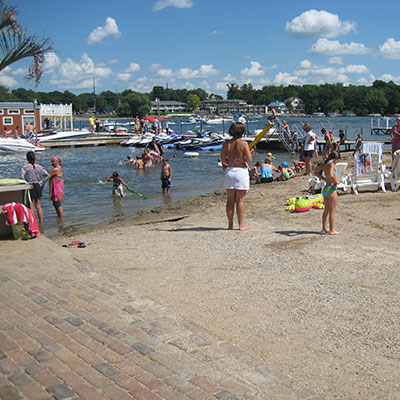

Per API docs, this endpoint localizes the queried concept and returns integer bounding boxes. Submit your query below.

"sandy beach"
[47,151,399,400]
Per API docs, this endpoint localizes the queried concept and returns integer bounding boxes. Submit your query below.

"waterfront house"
[267,101,289,115]
[284,97,305,114]
[151,100,187,114]
[0,102,40,136]
[200,99,267,116]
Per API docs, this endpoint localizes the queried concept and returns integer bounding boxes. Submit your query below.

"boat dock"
[370,117,396,135]
[42,137,123,149]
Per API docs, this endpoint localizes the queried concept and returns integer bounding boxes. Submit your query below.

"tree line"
[1,80,400,117]
[227,81,400,115]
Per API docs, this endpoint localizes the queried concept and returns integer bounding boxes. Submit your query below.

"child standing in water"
[160,158,172,193]
[49,156,64,219]
[107,171,130,197]
[314,151,341,235]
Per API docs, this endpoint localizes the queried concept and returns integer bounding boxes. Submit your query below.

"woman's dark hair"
[112,171,119,177]
[229,122,246,138]
[26,151,35,165]
[325,151,340,163]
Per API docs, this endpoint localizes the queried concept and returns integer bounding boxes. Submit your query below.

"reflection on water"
[162,192,172,205]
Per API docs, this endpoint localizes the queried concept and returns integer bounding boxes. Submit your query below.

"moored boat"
[0,137,44,153]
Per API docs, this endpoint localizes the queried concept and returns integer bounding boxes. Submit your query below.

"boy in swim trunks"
[107,171,130,197]
[161,158,172,193]
[314,151,341,235]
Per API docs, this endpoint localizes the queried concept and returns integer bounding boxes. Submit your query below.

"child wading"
[107,172,130,197]
[314,151,341,235]
[160,158,172,193]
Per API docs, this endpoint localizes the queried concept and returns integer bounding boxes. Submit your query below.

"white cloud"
[0,70,18,87]
[199,80,210,90]
[11,68,27,76]
[328,56,343,65]
[49,78,94,90]
[157,68,173,78]
[210,30,221,36]
[285,10,356,38]
[379,38,400,59]
[223,73,236,82]
[56,53,113,89]
[87,17,121,45]
[156,64,217,79]
[116,73,132,82]
[125,63,141,73]
[149,63,162,72]
[338,64,369,74]
[309,38,371,55]
[299,59,313,69]
[153,0,193,11]
[44,52,61,71]
[379,73,400,83]
[215,82,228,91]
[241,61,265,77]
[108,59,118,65]
[274,72,300,85]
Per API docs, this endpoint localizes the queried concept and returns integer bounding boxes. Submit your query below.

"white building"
[151,100,187,114]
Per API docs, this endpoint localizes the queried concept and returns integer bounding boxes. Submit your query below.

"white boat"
[38,129,91,142]
[120,132,154,147]
[0,137,44,153]
[205,117,234,125]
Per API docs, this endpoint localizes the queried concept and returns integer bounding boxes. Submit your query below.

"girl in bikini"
[49,156,64,219]
[314,151,341,235]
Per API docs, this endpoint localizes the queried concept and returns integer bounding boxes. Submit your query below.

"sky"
[4,0,400,97]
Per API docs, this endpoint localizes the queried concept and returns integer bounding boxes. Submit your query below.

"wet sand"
[52,151,399,400]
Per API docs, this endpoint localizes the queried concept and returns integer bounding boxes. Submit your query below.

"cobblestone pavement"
[0,236,321,400]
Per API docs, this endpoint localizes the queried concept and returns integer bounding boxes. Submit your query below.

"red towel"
[2,202,40,237]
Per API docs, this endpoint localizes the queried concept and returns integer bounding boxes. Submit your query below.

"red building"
[0,102,40,136]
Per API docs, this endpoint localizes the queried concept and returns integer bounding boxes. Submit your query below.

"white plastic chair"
[309,162,350,194]
[348,143,386,194]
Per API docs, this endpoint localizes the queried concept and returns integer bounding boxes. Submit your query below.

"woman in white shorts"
[220,122,252,230]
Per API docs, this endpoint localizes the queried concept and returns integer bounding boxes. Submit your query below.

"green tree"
[187,93,200,111]
[125,92,151,117]
[0,1,53,85]
[116,102,131,117]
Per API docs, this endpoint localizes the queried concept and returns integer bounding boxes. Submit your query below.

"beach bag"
[11,222,32,240]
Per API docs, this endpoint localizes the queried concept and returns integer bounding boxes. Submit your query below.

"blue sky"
[5,0,400,97]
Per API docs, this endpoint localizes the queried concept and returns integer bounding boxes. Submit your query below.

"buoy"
[184,152,199,158]
[261,193,264,196]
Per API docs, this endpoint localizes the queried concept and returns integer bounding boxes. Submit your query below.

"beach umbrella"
[147,116,166,122]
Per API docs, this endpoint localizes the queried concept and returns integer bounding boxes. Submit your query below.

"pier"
[370,116,396,135]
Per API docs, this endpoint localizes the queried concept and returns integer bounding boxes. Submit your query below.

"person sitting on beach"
[260,157,279,183]
[276,162,295,181]
[135,156,144,169]
[107,171,130,197]
[161,158,172,193]
[249,161,261,184]
[294,143,305,173]
[314,151,341,235]
[220,122,252,230]
[352,133,363,156]
[337,129,345,152]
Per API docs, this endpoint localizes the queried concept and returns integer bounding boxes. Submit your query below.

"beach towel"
[362,142,383,161]
[355,153,372,176]
[2,202,40,238]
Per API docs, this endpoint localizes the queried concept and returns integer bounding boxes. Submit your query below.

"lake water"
[0,116,392,237]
